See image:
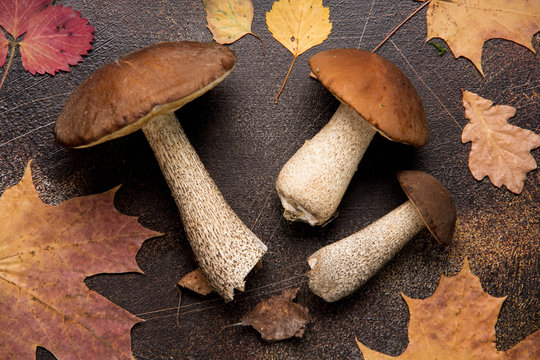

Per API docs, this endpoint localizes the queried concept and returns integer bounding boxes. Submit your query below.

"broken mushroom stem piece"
[54,42,267,301]
[276,49,428,226]
[307,171,456,302]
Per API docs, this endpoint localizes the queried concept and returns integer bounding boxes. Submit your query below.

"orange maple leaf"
[422,0,540,75]
[0,163,161,359]
[461,90,540,194]
[356,259,540,359]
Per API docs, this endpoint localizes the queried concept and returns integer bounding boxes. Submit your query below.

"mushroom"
[307,170,456,302]
[54,42,267,301]
[276,49,429,226]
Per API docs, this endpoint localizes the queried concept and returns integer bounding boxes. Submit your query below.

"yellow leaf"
[425,0,540,75]
[266,0,332,101]
[203,0,260,45]
[356,259,540,359]
[461,90,540,194]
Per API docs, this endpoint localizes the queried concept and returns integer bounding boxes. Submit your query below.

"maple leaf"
[0,0,94,91]
[203,0,264,49]
[266,0,332,102]
[0,163,161,359]
[356,259,540,359]
[240,288,310,341]
[461,90,540,194]
[422,0,540,75]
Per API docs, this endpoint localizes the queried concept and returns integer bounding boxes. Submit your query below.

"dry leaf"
[461,90,540,194]
[266,0,332,101]
[0,163,161,359]
[423,0,540,75]
[241,288,310,341]
[203,0,263,48]
[356,259,540,359]
[178,267,213,296]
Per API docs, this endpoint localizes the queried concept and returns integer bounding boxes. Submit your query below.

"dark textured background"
[0,1,538,359]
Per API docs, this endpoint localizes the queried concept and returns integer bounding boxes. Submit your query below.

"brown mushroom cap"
[309,49,428,147]
[398,170,456,245]
[54,41,236,148]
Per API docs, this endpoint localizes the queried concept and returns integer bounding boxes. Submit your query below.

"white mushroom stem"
[276,103,377,226]
[142,112,267,301]
[307,201,424,302]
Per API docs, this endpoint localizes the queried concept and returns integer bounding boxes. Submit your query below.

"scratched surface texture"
[0,1,538,359]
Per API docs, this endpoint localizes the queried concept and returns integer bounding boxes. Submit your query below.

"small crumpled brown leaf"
[241,287,310,341]
[356,259,540,359]
[461,90,540,194]
[178,267,213,296]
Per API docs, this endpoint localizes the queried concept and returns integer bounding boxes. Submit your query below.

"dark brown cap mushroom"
[276,48,429,226]
[309,48,428,146]
[398,170,456,245]
[53,41,267,301]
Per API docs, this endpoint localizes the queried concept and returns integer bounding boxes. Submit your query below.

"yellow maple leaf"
[203,0,263,46]
[423,0,540,75]
[461,90,540,194]
[266,0,332,102]
[356,259,540,359]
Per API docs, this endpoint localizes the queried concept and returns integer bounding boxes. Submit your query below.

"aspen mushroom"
[307,170,456,302]
[54,41,267,301]
[276,49,429,226]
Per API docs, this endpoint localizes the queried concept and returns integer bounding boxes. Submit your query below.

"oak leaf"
[0,163,161,359]
[0,0,94,91]
[178,267,213,296]
[356,259,540,359]
[241,287,310,341]
[422,0,540,75]
[266,0,332,102]
[461,90,540,194]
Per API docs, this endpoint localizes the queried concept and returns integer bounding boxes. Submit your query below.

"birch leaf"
[266,0,332,102]
[461,90,540,194]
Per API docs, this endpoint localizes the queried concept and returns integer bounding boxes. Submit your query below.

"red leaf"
[0,0,93,75]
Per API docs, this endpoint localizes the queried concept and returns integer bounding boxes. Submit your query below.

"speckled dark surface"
[1,1,538,359]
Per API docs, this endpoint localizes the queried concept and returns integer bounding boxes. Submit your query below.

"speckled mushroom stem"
[142,112,267,301]
[307,201,424,302]
[276,103,377,226]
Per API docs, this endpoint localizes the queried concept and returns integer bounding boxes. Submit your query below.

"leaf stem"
[275,55,297,103]
[371,0,431,53]
[0,41,18,94]
[249,32,265,56]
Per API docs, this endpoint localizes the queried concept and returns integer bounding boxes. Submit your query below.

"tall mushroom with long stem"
[54,42,267,301]
[307,171,456,302]
[276,49,429,226]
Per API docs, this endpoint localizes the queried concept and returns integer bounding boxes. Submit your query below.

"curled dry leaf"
[241,288,310,341]
[0,163,161,359]
[461,90,540,194]
[356,259,540,359]
[178,267,213,296]
[266,0,332,102]
[422,0,540,75]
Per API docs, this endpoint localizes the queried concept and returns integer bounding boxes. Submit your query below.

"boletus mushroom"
[276,49,429,226]
[307,170,456,302]
[54,42,267,301]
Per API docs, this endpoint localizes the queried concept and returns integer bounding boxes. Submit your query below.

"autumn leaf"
[266,0,332,102]
[178,267,213,296]
[422,0,540,75]
[203,0,264,49]
[0,0,94,91]
[240,288,310,341]
[356,259,540,359]
[461,90,540,194]
[0,163,161,359]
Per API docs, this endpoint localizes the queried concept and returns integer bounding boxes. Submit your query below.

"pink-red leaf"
[0,163,162,359]
[0,0,51,39]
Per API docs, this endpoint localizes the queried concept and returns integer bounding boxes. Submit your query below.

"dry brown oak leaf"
[0,164,161,360]
[421,0,540,75]
[356,259,540,359]
[241,287,310,341]
[461,90,540,194]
